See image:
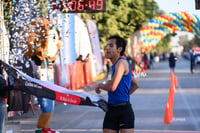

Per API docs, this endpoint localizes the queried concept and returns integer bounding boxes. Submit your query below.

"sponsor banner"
[75,15,96,77]
[49,10,68,87]
[86,19,103,75]
[62,14,76,64]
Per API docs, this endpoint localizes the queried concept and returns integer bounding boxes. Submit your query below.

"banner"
[75,15,96,77]
[0,2,10,63]
[86,19,103,75]
[0,60,108,112]
[49,10,68,87]
[62,14,76,64]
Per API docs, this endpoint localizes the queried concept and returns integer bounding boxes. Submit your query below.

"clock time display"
[50,0,106,13]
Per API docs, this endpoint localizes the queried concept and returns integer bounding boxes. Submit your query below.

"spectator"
[76,55,84,62]
[84,53,90,62]
[30,58,59,133]
[106,60,111,77]
[0,62,21,133]
[142,53,148,70]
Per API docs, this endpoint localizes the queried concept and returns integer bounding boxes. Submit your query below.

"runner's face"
[105,39,119,59]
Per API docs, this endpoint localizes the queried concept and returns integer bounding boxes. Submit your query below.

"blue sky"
[155,0,200,15]
[154,0,200,43]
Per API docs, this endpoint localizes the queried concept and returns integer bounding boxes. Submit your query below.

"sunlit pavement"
[20,129,200,133]
[7,56,200,133]
[133,57,200,132]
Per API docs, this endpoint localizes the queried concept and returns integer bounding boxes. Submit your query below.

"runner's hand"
[94,84,101,94]
[95,88,101,94]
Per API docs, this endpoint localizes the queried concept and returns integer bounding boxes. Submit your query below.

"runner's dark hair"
[108,35,127,56]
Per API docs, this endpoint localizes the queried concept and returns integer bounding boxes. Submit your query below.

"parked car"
[195,55,200,64]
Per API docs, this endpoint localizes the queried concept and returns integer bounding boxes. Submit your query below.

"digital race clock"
[50,0,106,13]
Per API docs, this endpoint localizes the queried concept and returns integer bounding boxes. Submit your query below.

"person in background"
[106,60,111,77]
[0,62,21,133]
[142,53,148,70]
[149,52,154,69]
[84,53,90,63]
[190,49,196,74]
[168,52,177,73]
[76,55,84,62]
[30,58,59,133]
[94,35,139,133]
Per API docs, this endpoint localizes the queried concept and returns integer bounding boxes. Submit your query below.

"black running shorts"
[103,103,135,131]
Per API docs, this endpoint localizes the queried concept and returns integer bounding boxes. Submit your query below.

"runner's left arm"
[129,76,139,95]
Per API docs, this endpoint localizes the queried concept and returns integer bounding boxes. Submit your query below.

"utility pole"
[196,0,200,9]
[0,1,9,63]
[0,1,4,61]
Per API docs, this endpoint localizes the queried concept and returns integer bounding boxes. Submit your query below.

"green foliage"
[188,36,200,50]
[81,0,161,48]
[3,0,12,28]
[37,0,48,18]
[155,35,171,54]
[192,37,200,47]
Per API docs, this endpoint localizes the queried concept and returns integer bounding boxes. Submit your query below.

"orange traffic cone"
[174,76,178,87]
[170,83,176,95]
[170,70,174,79]
[168,88,174,120]
[170,72,176,94]
[170,70,174,84]
[163,102,172,124]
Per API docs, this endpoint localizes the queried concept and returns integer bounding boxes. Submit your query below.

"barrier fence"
[54,60,93,90]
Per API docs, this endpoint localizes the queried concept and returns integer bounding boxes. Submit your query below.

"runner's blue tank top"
[108,57,132,104]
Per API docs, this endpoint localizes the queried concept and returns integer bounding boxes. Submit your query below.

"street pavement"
[7,56,200,133]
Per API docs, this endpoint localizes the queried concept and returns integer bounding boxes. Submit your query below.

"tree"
[81,0,161,48]
[155,35,171,54]
[3,0,12,28]
[4,0,165,50]
[188,36,200,50]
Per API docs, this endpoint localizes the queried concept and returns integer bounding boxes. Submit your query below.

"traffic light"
[195,0,200,9]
